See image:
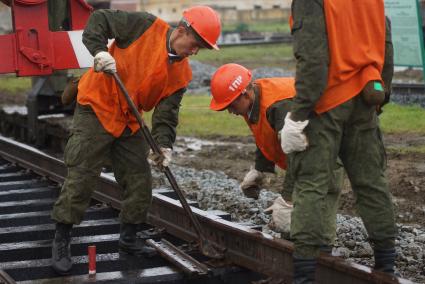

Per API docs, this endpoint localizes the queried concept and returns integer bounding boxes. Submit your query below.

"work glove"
[148,148,172,170]
[240,166,265,199]
[93,51,116,73]
[280,112,309,154]
[264,196,293,234]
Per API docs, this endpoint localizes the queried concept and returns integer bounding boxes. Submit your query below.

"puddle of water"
[38,113,66,119]
[416,163,425,173]
[2,105,27,115]
[175,137,246,153]
[392,196,407,204]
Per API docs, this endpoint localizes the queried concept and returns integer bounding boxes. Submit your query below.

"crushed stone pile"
[151,164,425,283]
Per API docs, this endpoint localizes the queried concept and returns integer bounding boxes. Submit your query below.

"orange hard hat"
[183,6,221,50]
[210,63,252,111]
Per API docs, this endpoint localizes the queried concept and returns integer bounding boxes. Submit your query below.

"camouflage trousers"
[290,95,396,258]
[51,104,152,225]
[283,159,344,246]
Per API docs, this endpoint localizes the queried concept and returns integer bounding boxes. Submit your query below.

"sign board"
[384,0,425,67]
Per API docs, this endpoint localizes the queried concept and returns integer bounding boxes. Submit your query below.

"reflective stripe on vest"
[245,78,295,169]
[77,18,192,137]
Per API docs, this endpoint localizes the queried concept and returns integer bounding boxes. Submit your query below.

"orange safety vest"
[245,78,295,169]
[77,18,193,137]
[290,0,385,114]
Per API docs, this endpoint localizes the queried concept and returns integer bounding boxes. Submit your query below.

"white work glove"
[264,196,293,234]
[148,148,172,170]
[93,51,116,73]
[280,112,309,154]
[240,166,264,199]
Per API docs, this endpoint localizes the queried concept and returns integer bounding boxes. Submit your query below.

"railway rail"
[0,136,414,283]
[0,136,261,283]
[392,83,425,95]
[390,83,425,108]
[218,34,292,47]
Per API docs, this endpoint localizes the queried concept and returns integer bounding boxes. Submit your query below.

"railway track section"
[392,83,425,95]
[390,83,425,107]
[0,136,414,284]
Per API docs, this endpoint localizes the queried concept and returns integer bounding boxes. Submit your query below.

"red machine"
[0,0,99,143]
[0,0,94,77]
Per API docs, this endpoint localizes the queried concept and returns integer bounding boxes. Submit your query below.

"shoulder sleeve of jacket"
[255,147,275,173]
[290,0,329,121]
[151,88,186,149]
[82,9,157,56]
[254,99,292,173]
[266,99,292,131]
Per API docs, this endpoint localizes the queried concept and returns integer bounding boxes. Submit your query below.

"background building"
[0,3,11,33]
[111,0,292,24]
[110,0,140,11]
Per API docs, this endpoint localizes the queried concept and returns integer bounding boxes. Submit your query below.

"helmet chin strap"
[167,29,180,59]
[181,18,191,28]
[168,34,173,53]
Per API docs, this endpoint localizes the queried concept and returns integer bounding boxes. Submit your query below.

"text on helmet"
[229,75,243,92]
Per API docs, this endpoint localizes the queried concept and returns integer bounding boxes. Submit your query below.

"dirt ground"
[173,133,425,227]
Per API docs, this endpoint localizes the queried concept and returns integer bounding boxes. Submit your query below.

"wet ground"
[172,134,425,227]
[162,135,425,282]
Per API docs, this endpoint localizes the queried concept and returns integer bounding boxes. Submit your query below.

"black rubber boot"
[119,223,156,257]
[293,257,317,284]
[374,248,396,275]
[51,223,73,275]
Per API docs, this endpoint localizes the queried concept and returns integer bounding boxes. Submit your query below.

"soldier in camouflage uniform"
[50,7,221,275]
[283,1,396,283]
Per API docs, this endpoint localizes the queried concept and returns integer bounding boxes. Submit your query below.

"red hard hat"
[183,6,221,50]
[210,64,252,111]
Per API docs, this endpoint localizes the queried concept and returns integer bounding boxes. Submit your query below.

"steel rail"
[392,83,425,94]
[0,136,414,284]
[0,269,16,284]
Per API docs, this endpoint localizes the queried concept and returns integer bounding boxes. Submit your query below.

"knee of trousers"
[120,171,152,195]
[119,190,152,224]
[119,171,152,222]
[65,169,99,200]
[51,167,100,224]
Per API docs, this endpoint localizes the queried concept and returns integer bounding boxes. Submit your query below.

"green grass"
[380,103,425,134]
[144,94,250,137]
[387,145,425,154]
[0,75,31,94]
[195,43,294,68]
[145,96,425,138]
[177,95,250,136]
